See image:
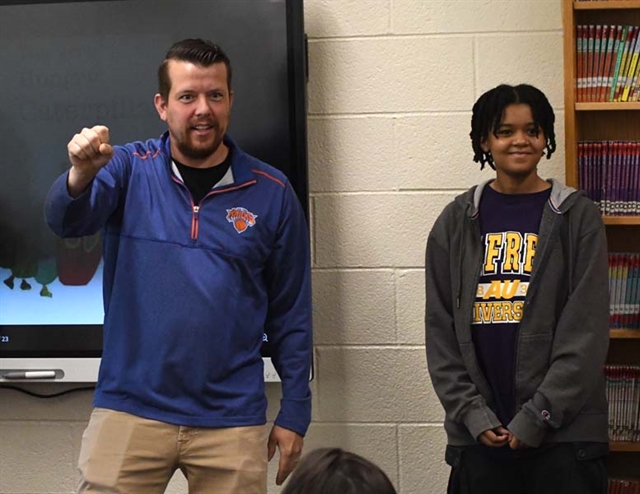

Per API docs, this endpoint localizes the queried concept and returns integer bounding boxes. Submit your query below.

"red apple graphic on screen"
[57,232,102,286]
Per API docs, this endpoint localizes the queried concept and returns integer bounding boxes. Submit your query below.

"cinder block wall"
[0,1,564,493]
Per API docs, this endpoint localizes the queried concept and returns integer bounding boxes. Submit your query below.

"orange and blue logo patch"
[226,207,258,234]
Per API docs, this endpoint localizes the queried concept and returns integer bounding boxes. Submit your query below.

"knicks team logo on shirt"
[226,207,258,234]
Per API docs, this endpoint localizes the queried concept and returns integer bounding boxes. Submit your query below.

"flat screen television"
[0,0,308,382]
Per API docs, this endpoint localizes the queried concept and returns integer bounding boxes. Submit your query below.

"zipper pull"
[191,205,200,240]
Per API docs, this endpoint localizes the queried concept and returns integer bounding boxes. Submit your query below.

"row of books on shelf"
[609,253,640,330]
[609,478,640,494]
[576,24,640,102]
[605,365,640,442]
[578,141,640,216]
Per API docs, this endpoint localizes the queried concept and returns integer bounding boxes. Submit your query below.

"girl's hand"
[478,426,511,447]
[509,435,529,450]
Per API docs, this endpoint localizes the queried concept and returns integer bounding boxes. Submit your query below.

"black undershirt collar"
[173,150,232,205]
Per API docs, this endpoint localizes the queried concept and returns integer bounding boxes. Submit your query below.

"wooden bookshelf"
[610,442,640,453]
[610,329,640,338]
[574,1,640,11]
[603,216,640,225]
[575,102,640,110]
[563,0,640,479]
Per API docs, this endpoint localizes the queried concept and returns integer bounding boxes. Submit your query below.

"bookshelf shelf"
[603,216,640,225]
[610,329,640,338]
[574,1,640,11]
[563,1,640,482]
[576,102,640,110]
[610,442,640,453]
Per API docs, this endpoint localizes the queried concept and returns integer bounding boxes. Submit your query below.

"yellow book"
[621,32,640,101]
[610,26,630,101]
[632,70,640,101]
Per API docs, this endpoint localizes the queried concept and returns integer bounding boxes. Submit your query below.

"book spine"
[627,58,640,101]
[615,27,637,102]
[608,26,624,102]
[636,253,639,330]
[614,141,622,216]
[587,25,595,101]
[598,142,604,215]
[599,25,617,102]
[577,25,585,102]
[621,32,640,102]
[592,25,603,102]
[610,26,630,102]
[635,142,640,216]
[636,142,640,216]
[624,142,632,215]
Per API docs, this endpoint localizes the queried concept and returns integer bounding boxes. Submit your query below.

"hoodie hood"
[450,177,585,310]
[456,178,583,218]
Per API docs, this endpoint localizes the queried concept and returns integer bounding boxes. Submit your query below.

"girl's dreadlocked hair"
[470,84,556,170]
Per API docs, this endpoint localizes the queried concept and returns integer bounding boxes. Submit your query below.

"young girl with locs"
[425,84,609,494]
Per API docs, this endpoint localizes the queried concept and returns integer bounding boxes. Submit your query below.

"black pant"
[446,442,608,494]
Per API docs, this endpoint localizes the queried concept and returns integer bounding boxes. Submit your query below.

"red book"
[599,25,618,102]
[577,25,586,102]
[586,25,595,102]
[592,25,603,101]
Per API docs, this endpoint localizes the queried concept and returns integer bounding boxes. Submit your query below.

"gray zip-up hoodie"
[425,178,610,448]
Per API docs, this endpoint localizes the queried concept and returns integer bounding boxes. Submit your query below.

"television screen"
[0,0,308,382]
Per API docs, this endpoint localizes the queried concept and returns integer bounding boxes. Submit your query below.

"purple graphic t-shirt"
[473,185,550,425]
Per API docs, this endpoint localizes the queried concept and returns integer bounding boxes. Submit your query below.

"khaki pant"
[77,408,268,494]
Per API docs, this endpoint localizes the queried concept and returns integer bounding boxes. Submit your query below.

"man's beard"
[176,132,223,161]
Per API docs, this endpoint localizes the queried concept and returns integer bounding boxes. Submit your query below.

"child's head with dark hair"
[281,448,398,494]
[470,84,556,170]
